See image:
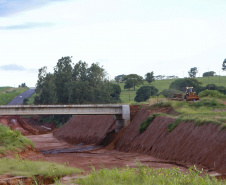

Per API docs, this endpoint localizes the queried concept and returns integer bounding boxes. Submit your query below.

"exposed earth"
[0,104,225,184]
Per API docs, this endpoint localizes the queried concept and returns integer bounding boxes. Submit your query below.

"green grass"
[151,98,226,132]
[0,87,11,93]
[197,76,226,86]
[0,124,34,154]
[76,164,225,185]
[0,87,28,105]
[0,157,82,177]
[26,92,37,105]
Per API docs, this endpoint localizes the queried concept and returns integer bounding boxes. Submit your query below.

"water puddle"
[40,145,103,154]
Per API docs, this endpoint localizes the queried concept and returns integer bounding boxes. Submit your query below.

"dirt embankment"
[53,115,116,144]
[54,105,226,174]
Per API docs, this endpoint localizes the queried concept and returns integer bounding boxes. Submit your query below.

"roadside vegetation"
[76,164,225,185]
[0,87,28,105]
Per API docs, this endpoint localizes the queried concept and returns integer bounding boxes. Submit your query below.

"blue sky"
[0,0,226,87]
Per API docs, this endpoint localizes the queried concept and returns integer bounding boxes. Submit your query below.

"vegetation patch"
[76,164,225,185]
[149,101,172,109]
[0,124,34,154]
[139,113,161,133]
[198,90,226,99]
[0,157,82,178]
[0,87,28,105]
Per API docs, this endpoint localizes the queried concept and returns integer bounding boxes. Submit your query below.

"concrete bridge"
[0,104,130,132]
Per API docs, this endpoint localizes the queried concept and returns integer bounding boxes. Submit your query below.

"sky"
[0,0,226,87]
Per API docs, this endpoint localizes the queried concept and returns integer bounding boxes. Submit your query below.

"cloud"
[0,64,26,71]
[0,0,69,17]
[0,22,54,30]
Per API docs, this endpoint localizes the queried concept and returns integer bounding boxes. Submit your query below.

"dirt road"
[27,133,189,172]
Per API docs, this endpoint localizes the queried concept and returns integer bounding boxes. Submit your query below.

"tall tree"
[87,63,106,88]
[123,74,143,90]
[35,67,56,104]
[54,56,73,104]
[188,67,198,78]
[145,72,155,84]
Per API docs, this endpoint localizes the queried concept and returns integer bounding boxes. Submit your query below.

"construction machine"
[184,87,199,101]
[172,87,199,101]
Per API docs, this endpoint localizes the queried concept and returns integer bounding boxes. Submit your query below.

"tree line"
[35,57,121,105]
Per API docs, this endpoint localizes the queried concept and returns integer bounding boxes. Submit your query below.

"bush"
[139,114,160,133]
[188,99,225,109]
[134,86,158,102]
[198,90,225,98]
[160,89,183,98]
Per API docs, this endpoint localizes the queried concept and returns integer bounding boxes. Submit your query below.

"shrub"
[188,99,225,109]
[139,114,160,133]
[198,90,225,99]
[160,89,183,98]
[134,86,158,102]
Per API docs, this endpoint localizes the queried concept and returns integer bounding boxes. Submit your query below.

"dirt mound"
[0,116,52,135]
[53,115,116,145]
[115,107,226,174]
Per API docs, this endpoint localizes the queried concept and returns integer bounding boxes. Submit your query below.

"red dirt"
[1,104,226,184]
[53,115,116,145]
[53,105,226,175]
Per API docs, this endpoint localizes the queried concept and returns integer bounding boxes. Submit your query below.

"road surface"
[7,88,35,105]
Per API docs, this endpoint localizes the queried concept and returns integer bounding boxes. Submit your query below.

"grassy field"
[0,87,11,93]
[0,87,28,105]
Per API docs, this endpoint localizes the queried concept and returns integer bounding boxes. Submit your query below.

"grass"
[75,164,225,185]
[0,87,11,93]
[0,87,28,105]
[0,124,34,154]
[150,98,226,132]
[0,157,82,178]
[26,92,37,105]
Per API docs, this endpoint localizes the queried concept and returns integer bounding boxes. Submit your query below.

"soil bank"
[54,105,226,174]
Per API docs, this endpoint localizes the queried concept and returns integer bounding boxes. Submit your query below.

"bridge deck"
[0,104,130,121]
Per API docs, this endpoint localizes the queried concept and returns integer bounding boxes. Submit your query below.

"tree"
[54,56,73,104]
[123,74,143,90]
[205,84,217,90]
[188,67,198,78]
[114,74,125,83]
[35,71,57,104]
[87,63,106,88]
[169,78,202,92]
[145,72,155,84]
[203,71,215,77]
[222,58,226,71]
[134,86,158,102]
[124,79,133,90]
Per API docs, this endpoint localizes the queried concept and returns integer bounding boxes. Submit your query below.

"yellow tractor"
[184,87,199,101]
[172,87,199,101]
